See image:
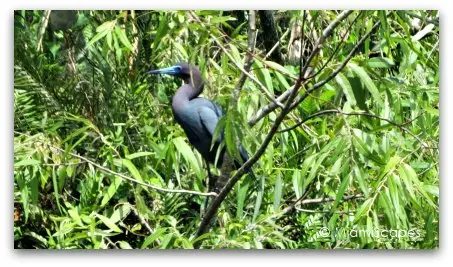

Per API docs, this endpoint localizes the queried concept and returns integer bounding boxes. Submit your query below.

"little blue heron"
[147,62,252,189]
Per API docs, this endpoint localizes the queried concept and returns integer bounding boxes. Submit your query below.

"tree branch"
[217,10,257,194]
[193,10,358,248]
[288,21,381,112]
[248,10,356,127]
[189,11,284,109]
[14,131,217,197]
[279,109,430,149]
[194,29,307,247]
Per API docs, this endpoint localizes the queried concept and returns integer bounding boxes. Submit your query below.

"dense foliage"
[14,10,439,249]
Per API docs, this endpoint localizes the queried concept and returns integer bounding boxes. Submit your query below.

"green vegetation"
[14,10,439,249]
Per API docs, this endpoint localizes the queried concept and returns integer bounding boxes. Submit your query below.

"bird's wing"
[197,106,221,140]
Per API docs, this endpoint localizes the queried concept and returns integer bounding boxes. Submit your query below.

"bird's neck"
[172,84,200,112]
[172,72,204,111]
[183,73,204,95]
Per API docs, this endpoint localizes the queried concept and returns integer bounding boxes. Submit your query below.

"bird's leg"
[203,163,217,212]
[207,165,216,193]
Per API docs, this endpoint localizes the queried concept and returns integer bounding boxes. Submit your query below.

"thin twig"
[263,28,290,61]
[189,11,284,109]
[217,10,257,193]
[278,109,431,149]
[14,131,217,197]
[289,21,381,112]
[130,205,154,234]
[194,11,355,247]
[248,11,357,127]
[105,237,119,249]
[130,205,161,246]
[298,193,364,205]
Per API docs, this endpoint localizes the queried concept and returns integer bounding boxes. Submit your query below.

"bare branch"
[249,11,357,127]
[14,131,217,197]
[288,21,381,112]
[189,11,284,109]
[37,10,51,52]
[194,11,362,248]
[194,57,305,249]
[278,109,432,149]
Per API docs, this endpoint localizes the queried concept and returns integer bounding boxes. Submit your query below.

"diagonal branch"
[194,13,308,245]
[278,109,431,149]
[217,10,257,194]
[249,20,380,127]
[14,131,217,197]
[288,21,381,112]
[193,11,358,248]
[189,11,284,109]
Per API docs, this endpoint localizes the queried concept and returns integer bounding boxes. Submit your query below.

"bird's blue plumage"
[149,62,251,171]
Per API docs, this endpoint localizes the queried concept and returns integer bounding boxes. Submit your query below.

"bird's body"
[172,92,224,165]
[148,62,250,169]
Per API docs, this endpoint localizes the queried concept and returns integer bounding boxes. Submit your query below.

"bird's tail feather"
[237,145,256,178]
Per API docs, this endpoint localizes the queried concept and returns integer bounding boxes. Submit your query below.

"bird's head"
[147,62,202,87]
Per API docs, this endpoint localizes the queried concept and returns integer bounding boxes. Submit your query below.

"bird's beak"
[146,65,181,76]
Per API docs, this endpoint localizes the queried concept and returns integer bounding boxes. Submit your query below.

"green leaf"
[100,176,123,207]
[236,178,250,219]
[211,16,236,24]
[273,172,283,213]
[87,20,116,47]
[118,241,133,249]
[354,198,374,223]
[224,113,241,161]
[125,151,154,160]
[331,171,350,212]
[349,63,383,106]
[229,43,242,64]
[68,208,83,226]
[15,159,40,167]
[252,175,265,222]
[366,57,395,69]
[113,158,144,182]
[173,137,202,177]
[172,42,188,59]
[160,233,174,249]
[114,26,133,51]
[110,203,132,224]
[95,214,122,233]
[263,61,297,79]
[335,73,356,105]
